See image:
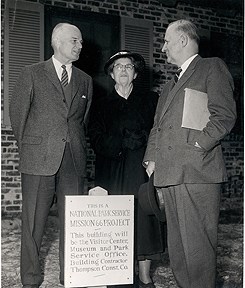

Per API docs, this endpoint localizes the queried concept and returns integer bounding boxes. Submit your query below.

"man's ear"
[56,36,61,45]
[133,72,138,80]
[180,34,188,47]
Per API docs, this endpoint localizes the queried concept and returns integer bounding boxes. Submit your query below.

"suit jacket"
[143,55,237,187]
[10,58,93,176]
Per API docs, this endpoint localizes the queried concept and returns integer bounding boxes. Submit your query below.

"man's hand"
[146,161,155,177]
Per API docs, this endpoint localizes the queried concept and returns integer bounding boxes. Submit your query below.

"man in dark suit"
[10,23,93,287]
[144,19,236,288]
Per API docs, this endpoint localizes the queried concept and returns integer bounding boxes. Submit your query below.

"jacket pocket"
[186,129,201,146]
[186,129,207,156]
[78,95,88,105]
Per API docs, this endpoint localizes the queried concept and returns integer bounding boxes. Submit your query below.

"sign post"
[64,191,134,287]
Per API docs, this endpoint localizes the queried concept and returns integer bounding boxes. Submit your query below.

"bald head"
[51,23,83,65]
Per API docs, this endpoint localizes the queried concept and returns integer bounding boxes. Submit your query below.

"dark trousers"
[20,144,85,286]
[136,199,165,259]
[158,183,220,288]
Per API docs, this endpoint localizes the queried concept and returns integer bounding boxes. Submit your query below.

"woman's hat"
[104,50,145,74]
[138,174,166,222]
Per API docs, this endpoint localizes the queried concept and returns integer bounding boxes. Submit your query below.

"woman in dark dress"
[88,51,164,288]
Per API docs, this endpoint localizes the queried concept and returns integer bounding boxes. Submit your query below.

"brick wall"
[1,0,243,221]
[221,133,244,223]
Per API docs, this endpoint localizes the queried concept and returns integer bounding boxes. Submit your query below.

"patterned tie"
[61,65,68,87]
[174,68,182,84]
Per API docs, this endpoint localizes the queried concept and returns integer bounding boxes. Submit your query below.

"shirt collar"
[179,54,198,77]
[52,55,72,81]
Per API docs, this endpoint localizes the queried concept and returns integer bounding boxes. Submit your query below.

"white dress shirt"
[178,54,198,80]
[52,55,72,83]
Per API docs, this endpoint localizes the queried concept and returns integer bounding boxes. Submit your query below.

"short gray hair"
[169,19,200,45]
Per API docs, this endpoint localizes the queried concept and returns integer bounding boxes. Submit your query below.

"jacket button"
[157,128,161,132]
[168,146,172,150]
[62,138,66,142]
[169,125,172,129]
[63,99,66,103]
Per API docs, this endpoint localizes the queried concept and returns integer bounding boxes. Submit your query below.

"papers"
[181,88,210,131]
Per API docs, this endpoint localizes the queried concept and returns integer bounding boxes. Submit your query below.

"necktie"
[61,65,68,87]
[174,68,182,84]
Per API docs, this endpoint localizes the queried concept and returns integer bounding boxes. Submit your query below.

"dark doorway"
[45,6,120,99]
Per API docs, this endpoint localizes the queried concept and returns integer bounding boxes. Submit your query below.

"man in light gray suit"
[144,20,236,288]
[10,23,93,287]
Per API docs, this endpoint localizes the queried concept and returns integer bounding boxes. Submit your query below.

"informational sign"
[64,194,134,288]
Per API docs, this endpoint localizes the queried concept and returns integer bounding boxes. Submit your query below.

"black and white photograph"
[1,1,243,287]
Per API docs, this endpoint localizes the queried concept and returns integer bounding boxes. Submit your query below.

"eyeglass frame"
[113,63,135,71]
[106,56,145,75]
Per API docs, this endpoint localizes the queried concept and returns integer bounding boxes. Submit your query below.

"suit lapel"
[44,59,71,113]
[44,59,83,113]
[159,55,201,122]
[44,59,63,94]
[44,61,87,116]
[71,67,81,101]
[68,67,87,117]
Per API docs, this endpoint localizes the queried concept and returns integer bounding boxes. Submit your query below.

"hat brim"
[104,51,145,74]
[138,174,166,222]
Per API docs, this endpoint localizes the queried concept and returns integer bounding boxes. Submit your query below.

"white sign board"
[64,195,134,287]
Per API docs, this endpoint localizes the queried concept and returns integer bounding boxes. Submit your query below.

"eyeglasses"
[113,63,135,71]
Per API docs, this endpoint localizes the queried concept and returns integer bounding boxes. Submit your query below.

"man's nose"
[162,43,166,52]
[77,42,82,49]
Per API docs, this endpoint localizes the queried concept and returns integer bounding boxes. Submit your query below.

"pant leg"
[55,144,85,283]
[136,198,165,258]
[21,173,56,286]
[162,183,220,288]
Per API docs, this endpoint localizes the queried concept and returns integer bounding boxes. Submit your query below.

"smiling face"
[53,24,83,64]
[110,57,137,87]
[162,24,182,66]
